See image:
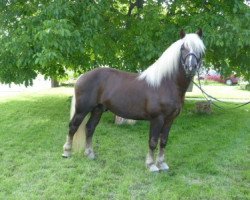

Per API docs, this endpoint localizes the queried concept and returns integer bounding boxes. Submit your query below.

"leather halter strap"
[181,52,201,67]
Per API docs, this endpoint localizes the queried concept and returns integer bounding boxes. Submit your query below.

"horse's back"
[75,67,137,89]
[75,67,139,101]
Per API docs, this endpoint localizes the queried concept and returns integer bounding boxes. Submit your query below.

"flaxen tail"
[71,93,87,153]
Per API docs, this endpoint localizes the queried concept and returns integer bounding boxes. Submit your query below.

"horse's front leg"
[146,117,164,172]
[156,121,173,171]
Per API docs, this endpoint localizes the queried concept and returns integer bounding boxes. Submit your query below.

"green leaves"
[0,0,249,85]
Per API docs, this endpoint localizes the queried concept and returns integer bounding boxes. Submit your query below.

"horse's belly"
[101,95,148,120]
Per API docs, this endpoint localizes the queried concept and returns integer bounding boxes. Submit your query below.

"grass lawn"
[0,88,249,200]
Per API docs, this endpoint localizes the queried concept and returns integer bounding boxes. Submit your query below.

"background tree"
[0,0,249,86]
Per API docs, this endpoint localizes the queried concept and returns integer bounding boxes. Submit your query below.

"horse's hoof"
[62,151,71,158]
[149,164,160,172]
[157,162,169,171]
[84,149,95,159]
[86,153,95,159]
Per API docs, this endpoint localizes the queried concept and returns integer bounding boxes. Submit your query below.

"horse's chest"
[160,101,182,119]
[146,97,182,119]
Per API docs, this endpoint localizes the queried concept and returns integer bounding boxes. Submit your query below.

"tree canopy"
[0,0,249,85]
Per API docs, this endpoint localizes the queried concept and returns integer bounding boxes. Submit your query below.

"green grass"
[186,82,250,100]
[0,89,249,200]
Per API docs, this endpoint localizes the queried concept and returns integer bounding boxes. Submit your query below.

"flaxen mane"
[138,34,205,87]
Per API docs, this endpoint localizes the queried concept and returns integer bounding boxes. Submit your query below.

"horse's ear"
[196,28,203,38]
[180,29,185,39]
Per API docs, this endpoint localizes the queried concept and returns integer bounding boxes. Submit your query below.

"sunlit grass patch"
[0,88,249,199]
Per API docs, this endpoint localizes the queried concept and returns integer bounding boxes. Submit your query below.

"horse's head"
[180,29,204,77]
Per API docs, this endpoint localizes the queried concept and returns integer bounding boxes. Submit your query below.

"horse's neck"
[176,68,193,97]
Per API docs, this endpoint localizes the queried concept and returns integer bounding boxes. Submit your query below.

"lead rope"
[191,70,250,110]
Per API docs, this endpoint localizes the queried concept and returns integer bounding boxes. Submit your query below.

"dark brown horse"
[63,30,205,172]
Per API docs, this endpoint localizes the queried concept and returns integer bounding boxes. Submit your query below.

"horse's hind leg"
[84,105,103,159]
[62,111,88,157]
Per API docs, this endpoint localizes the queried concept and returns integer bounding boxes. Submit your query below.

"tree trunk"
[195,101,212,114]
[51,79,59,87]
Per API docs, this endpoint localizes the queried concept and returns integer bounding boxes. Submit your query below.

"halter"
[181,52,202,69]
